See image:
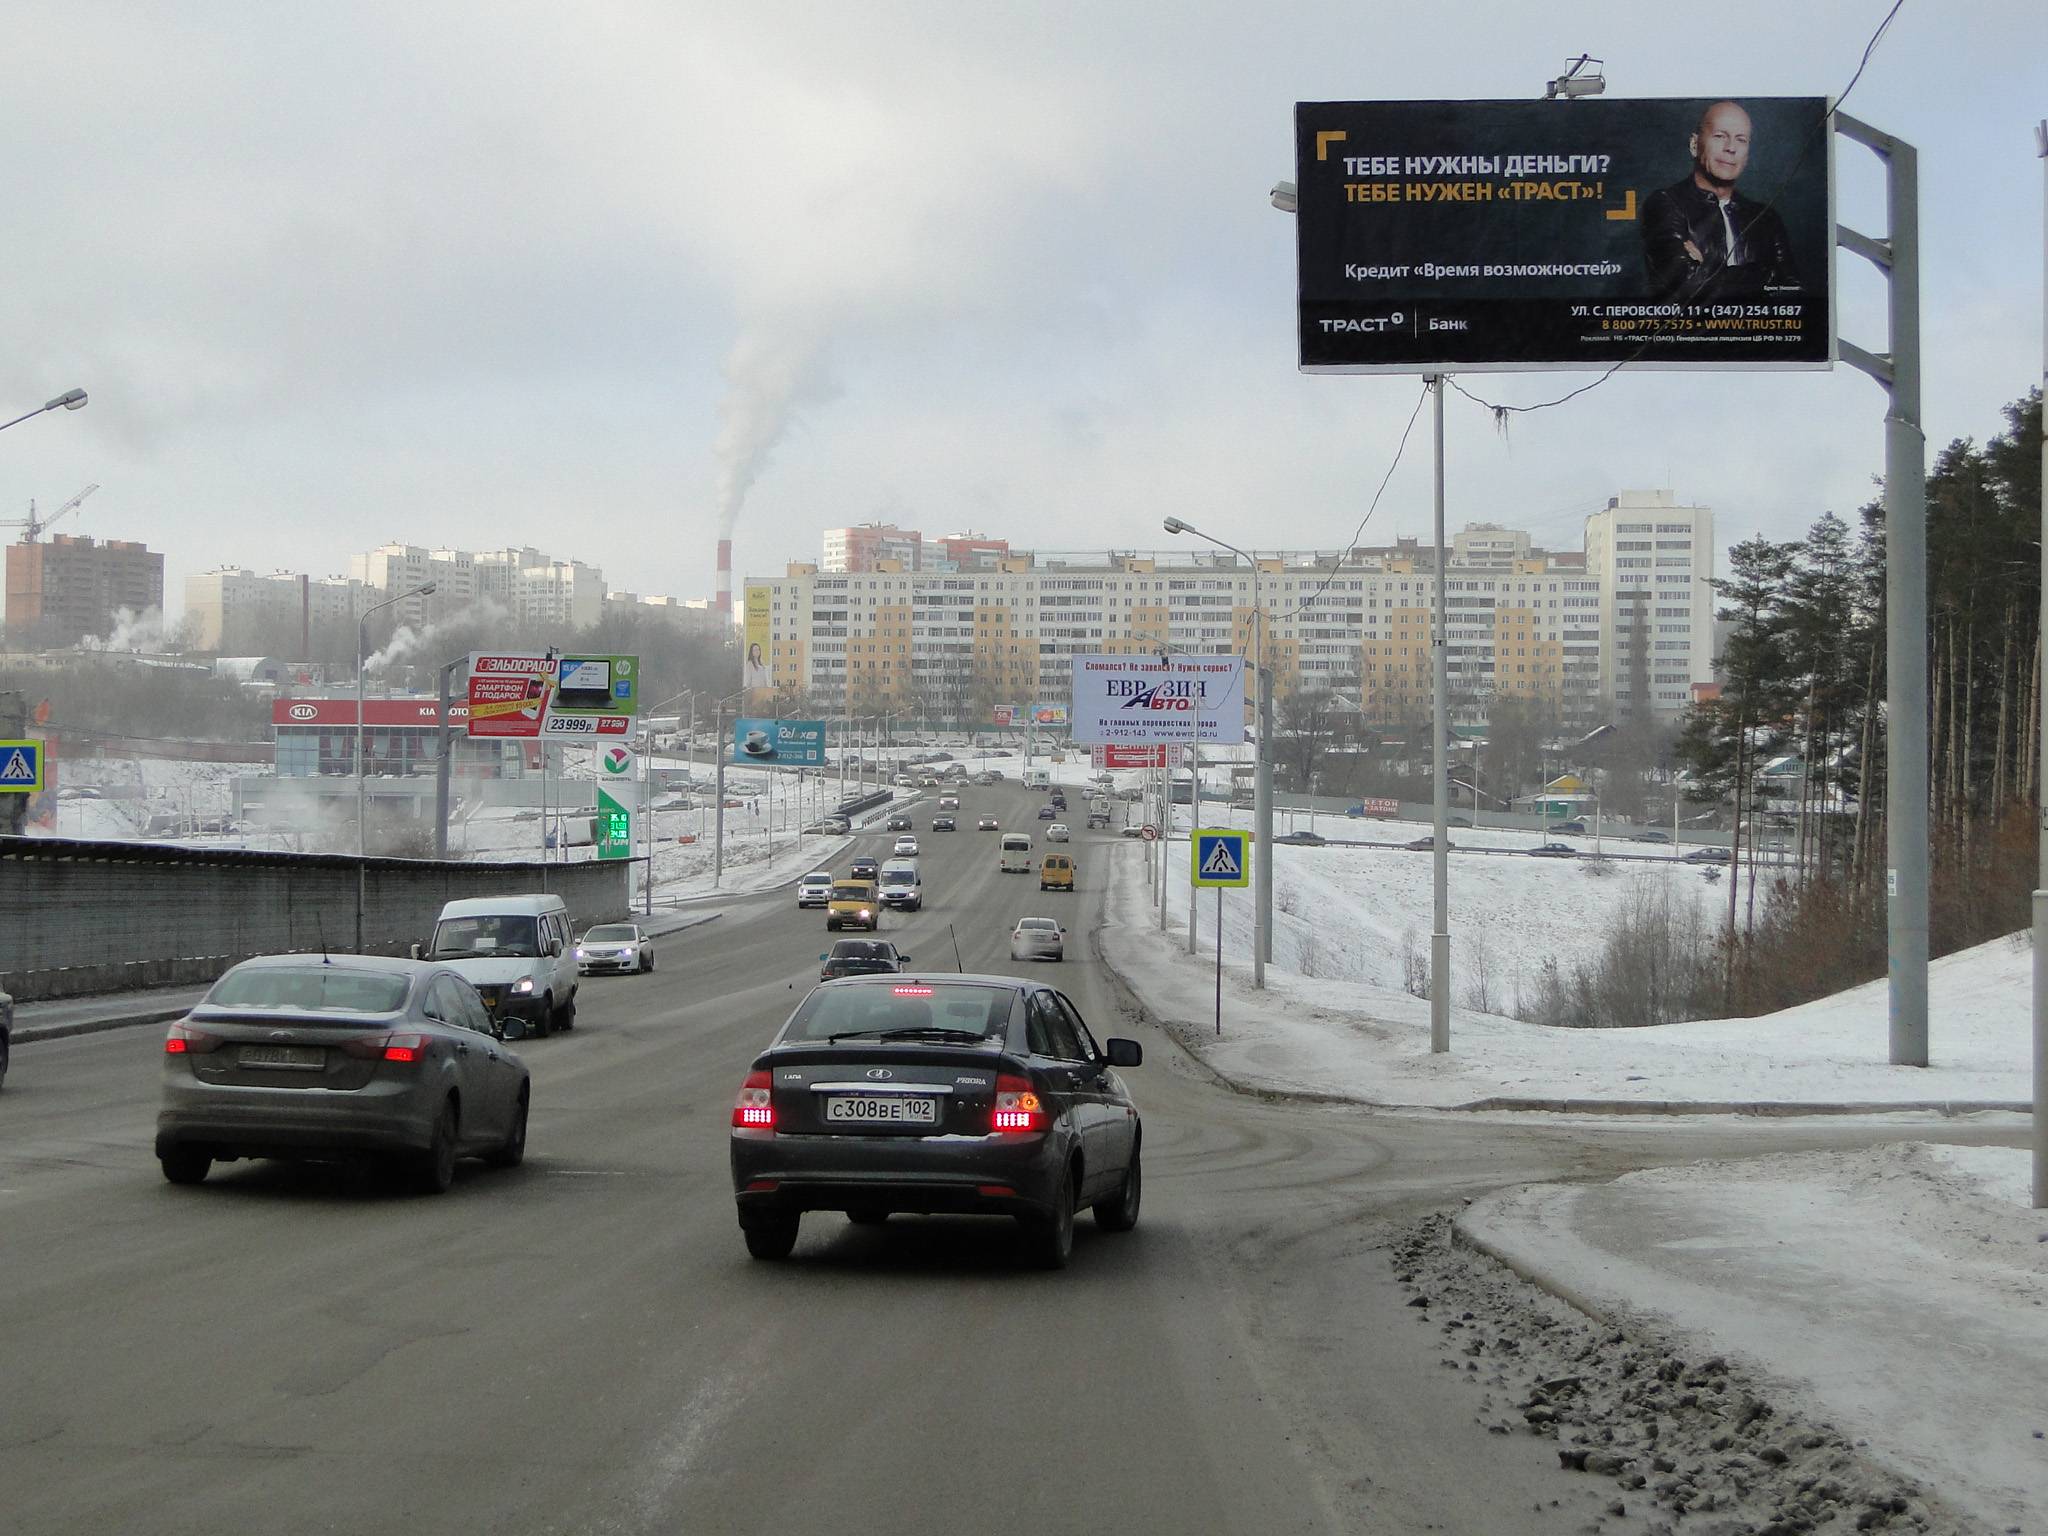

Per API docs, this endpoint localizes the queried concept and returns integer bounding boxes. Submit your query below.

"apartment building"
[1582,490,1715,723]
[350,543,605,632]
[749,544,1609,726]
[604,591,728,635]
[184,568,363,653]
[4,534,164,646]
[821,523,923,573]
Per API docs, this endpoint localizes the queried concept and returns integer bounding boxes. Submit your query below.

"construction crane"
[1,483,99,543]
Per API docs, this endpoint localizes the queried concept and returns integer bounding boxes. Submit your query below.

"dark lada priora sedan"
[729,974,1142,1269]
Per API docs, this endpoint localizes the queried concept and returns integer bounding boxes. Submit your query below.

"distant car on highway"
[939,795,960,811]
[1551,820,1588,835]
[1528,842,1580,858]
[1684,846,1734,864]
[1045,823,1070,843]
[818,939,908,980]
[931,815,956,832]
[977,815,1000,831]
[1010,916,1067,961]
[155,954,530,1192]
[728,974,1143,1266]
[892,835,919,857]
[576,922,654,975]
[797,871,834,907]
[1037,804,1056,820]
[1633,830,1673,844]
[805,816,851,835]
[826,881,880,932]
[848,855,881,881]
[1406,834,1453,851]
[1272,831,1327,847]
[886,814,913,832]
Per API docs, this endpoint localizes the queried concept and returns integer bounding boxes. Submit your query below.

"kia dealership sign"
[1069,655,1246,746]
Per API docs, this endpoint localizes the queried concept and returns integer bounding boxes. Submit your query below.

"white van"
[876,858,924,911]
[1000,833,1033,873]
[420,894,580,1041]
[1024,767,1051,790]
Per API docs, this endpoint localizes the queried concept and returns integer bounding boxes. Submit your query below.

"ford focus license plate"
[239,1045,323,1069]
[824,1096,937,1125]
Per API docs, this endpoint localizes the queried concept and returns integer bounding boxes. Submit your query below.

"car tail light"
[991,1073,1047,1133]
[340,1032,430,1064]
[164,1021,223,1055]
[732,1069,775,1129]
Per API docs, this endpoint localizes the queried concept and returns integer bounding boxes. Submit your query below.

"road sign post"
[0,740,44,795]
[1192,828,1251,1036]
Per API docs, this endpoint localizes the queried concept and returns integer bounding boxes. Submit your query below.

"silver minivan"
[419,894,580,1040]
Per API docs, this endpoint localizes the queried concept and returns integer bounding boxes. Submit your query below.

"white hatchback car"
[1010,917,1066,962]
[1045,824,1070,843]
[893,836,919,857]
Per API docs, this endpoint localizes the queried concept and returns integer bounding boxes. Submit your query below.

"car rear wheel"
[742,1210,800,1260]
[485,1092,528,1169]
[415,1101,459,1194]
[1023,1163,1076,1270]
[1094,1140,1141,1232]
[159,1147,212,1186]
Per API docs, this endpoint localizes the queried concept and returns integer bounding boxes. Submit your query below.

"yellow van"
[1039,852,1075,892]
[827,879,880,931]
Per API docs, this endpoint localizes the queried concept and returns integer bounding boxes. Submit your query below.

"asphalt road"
[0,783,2009,1536]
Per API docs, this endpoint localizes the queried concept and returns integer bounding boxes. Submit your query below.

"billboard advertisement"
[1069,655,1247,746]
[732,717,826,767]
[1294,96,1834,372]
[1093,744,1170,769]
[991,704,1018,727]
[743,585,772,701]
[466,653,638,739]
[1031,704,1069,729]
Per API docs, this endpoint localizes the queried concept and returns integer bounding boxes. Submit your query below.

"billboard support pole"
[714,702,727,890]
[1834,111,1927,1069]
[1186,737,1200,956]
[2035,120,2047,1209]
[435,659,459,861]
[1429,375,1452,1054]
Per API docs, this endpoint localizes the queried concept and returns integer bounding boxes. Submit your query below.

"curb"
[17,1004,195,1046]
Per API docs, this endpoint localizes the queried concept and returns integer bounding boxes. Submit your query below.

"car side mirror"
[898,955,910,965]
[1105,1038,1143,1067]
[488,1019,507,1041]
[548,939,564,958]
[408,942,423,960]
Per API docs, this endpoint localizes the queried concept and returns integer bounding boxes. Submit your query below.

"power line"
[1280,381,1431,621]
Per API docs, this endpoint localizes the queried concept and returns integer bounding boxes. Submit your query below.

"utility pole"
[1429,375,1451,1054]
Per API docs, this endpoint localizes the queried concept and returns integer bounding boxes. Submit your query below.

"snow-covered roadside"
[1456,1144,2048,1535]
[1100,839,2030,1111]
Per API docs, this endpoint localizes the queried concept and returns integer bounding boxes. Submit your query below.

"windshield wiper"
[826,1027,990,1044]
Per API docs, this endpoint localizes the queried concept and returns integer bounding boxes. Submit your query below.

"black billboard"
[1294,97,1835,372]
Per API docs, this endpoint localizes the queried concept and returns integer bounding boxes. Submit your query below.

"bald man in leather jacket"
[1641,100,1801,302]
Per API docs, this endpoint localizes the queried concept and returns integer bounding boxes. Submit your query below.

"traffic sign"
[1192,827,1250,888]
[0,740,44,794]
[1139,824,1158,843]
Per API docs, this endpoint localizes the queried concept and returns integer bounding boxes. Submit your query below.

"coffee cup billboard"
[730,718,826,767]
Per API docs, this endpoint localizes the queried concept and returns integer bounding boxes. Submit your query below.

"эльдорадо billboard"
[1294,97,1834,372]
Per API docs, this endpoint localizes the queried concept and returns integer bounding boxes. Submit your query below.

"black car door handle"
[455,1042,470,1056]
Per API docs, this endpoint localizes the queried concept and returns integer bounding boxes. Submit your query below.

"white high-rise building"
[350,543,605,632]
[1583,490,1716,722]
[184,568,362,653]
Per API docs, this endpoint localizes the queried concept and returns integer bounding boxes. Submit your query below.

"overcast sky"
[2,1,2041,620]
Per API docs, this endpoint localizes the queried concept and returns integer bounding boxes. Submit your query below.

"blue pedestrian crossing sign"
[1191,827,1250,888]
[0,740,44,793]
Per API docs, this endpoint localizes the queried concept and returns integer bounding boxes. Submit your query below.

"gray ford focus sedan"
[729,974,1142,1268]
[156,953,531,1193]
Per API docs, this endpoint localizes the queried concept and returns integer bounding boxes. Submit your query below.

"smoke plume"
[711,325,839,540]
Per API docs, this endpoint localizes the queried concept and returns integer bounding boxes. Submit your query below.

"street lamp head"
[48,388,88,412]
[418,582,438,597]
[1163,517,1190,536]
[1269,181,1298,214]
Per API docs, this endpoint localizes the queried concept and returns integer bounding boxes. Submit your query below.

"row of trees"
[1672,387,2042,1014]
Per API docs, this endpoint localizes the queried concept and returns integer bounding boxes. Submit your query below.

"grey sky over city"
[1,1,2041,617]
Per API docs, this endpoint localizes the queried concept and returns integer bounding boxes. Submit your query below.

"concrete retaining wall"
[0,836,630,1001]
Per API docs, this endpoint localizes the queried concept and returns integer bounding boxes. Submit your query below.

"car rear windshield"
[784,983,1013,1043]
[429,915,540,958]
[584,925,635,941]
[207,966,410,1015]
[830,941,894,959]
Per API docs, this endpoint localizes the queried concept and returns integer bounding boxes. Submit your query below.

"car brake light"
[891,986,933,996]
[732,1069,776,1129]
[339,1032,430,1064]
[164,1021,223,1055]
[992,1073,1048,1133]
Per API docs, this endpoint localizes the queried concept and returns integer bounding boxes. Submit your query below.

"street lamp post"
[0,387,88,436]
[1165,517,1271,990]
[356,581,436,951]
